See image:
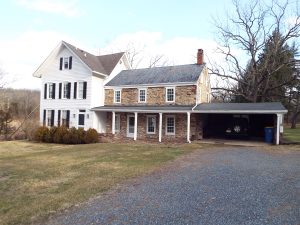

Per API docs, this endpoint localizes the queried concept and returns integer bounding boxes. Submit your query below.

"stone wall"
[104,85,197,106]
[106,112,204,142]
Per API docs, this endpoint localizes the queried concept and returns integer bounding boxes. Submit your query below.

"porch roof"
[193,102,287,114]
[91,105,194,113]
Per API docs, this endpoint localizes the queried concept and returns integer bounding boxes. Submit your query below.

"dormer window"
[59,57,72,70]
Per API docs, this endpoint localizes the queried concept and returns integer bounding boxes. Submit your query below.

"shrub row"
[34,126,98,144]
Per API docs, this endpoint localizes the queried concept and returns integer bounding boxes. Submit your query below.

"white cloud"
[100,31,221,67]
[0,30,81,89]
[16,0,82,17]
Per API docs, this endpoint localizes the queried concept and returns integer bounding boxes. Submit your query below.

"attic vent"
[84,53,87,57]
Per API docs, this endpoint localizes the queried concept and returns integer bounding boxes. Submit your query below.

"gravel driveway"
[45,147,300,225]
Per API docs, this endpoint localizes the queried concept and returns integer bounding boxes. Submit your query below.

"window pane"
[64,57,69,69]
[147,116,155,133]
[78,82,84,99]
[63,83,68,98]
[166,117,174,133]
[167,88,174,101]
[115,90,121,103]
[47,110,52,126]
[48,83,53,98]
[139,90,145,102]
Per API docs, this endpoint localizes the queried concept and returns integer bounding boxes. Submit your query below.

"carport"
[193,102,287,145]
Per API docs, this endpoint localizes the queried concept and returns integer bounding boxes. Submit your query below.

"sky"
[0,0,297,90]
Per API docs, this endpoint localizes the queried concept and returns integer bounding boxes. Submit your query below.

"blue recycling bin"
[264,127,274,143]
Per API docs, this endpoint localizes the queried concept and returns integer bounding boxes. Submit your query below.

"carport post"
[187,112,191,143]
[276,114,280,145]
[112,111,115,135]
[159,113,162,142]
[134,112,138,141]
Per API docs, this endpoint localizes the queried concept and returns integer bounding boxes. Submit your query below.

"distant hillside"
[0,88,40,119]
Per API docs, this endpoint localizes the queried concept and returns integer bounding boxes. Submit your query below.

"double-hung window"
[166,115,175,135]
[138,88,147,103]
[64,57,69,69]
[78,81,84,99]
[166,87,175,102]
[61,110,68,127]
[48,83,55,99]
[114,89,121,103]
[47,110,54,127]
[63,82,70,99]
[147,115,156,134]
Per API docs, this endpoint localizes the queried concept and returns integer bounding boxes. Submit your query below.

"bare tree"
[210,0,300,102]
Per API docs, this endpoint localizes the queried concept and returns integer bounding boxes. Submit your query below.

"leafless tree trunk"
[210,0,300,102]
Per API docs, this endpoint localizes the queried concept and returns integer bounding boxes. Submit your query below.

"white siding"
[104,55,129,85]
[40,46,103,131]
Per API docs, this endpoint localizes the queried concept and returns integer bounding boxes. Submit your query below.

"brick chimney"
[197,49,203,65]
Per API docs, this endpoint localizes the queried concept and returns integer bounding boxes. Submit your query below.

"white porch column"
[159,113,162,142]
[134,112,138,141]
[187,112,191,143]
[276,114,280,145]
[112,111,115,134]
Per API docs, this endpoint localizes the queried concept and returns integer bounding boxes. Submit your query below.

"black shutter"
[57,110,61,126]
[74,82,77,99]
[43,110,46,126]
[59,57,63,70]
[69,56,72,69]
[44,83,47,99]
[83,82,87,99]
[51,110,55,127]
[59,83,62,99]
[52,83,56,99]
[67,82,71,99]
[66,110,70,128]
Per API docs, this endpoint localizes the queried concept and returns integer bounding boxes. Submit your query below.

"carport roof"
[194,102,287,114]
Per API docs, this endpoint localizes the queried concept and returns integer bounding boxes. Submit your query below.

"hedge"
[34,126,99,144]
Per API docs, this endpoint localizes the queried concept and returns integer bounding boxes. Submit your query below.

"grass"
[0,141,199,225]
[284,126,300,143]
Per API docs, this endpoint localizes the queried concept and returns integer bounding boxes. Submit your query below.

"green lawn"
[0,141,199,225]
[284,126,300,142]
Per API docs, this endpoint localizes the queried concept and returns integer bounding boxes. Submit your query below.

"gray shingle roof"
[194,102,287,113]
[63,41,124,75]
[105,64,205,86]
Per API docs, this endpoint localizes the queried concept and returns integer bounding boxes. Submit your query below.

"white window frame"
[47,110,53,127]
[63,57,69,70]
[165,115,175,135]
[77,81,84,99]
[115,114,120,133]
[138,88,147,103]
[146,115,156,134]
[62,82,69,99]
[61,110,68,127]
[48,83,54,99]
[165,87,175,103]
[114,89,121,103]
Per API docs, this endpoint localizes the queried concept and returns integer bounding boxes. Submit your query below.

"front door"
[127,115,135,138]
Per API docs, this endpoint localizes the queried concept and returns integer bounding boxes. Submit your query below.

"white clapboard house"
[33,41,130,132]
